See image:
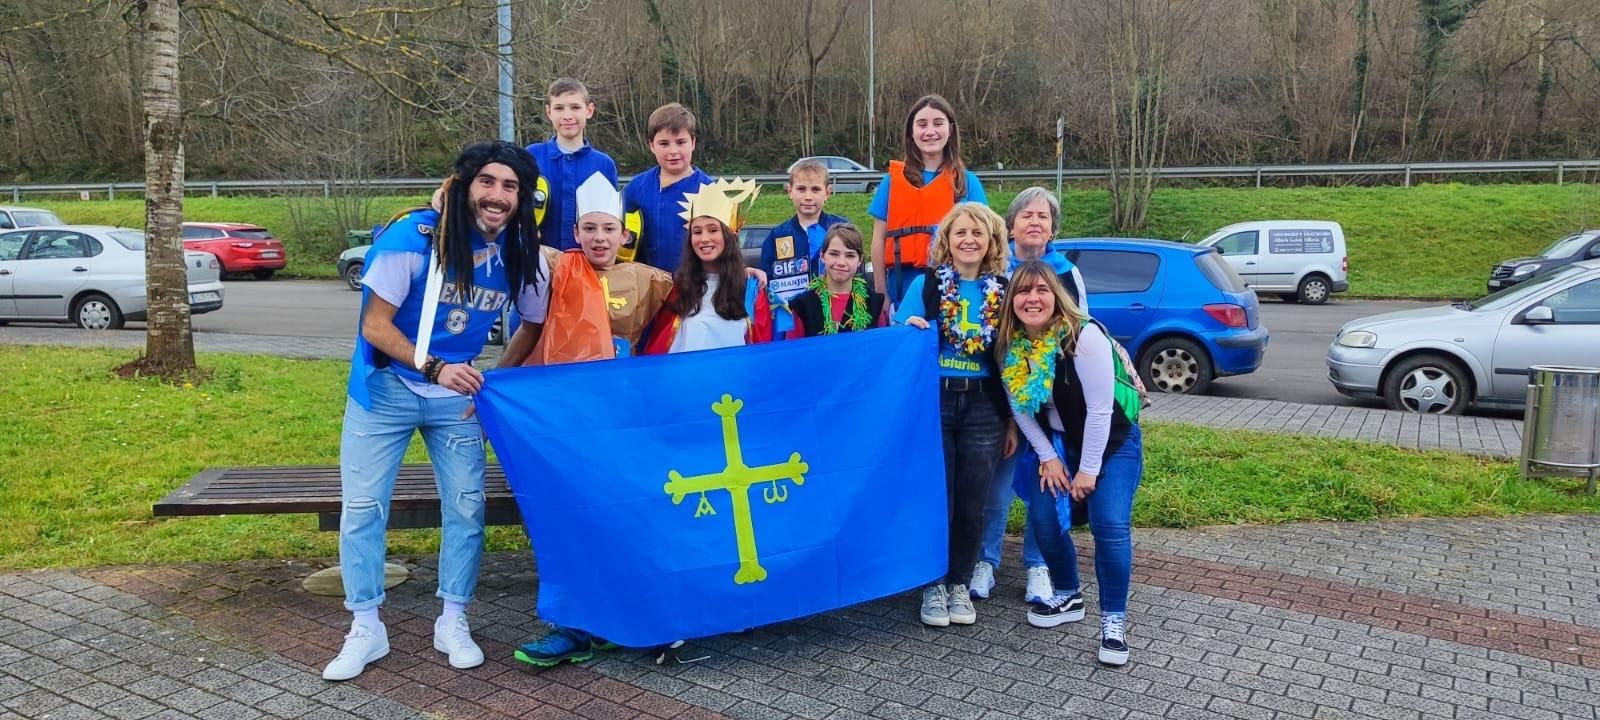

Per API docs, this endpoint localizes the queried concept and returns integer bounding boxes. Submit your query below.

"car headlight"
[1511,263,1540,277]
[1337,330,1377,348]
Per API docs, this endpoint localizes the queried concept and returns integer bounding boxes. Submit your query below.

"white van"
[1198,220,1348,304]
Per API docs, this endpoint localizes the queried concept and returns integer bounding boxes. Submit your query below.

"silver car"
[0,225,225,329]
[1328,259,1600,414]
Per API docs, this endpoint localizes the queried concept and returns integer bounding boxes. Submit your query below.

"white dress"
[668,274,748,353]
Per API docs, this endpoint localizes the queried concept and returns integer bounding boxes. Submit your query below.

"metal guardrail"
[6,159,1599,201]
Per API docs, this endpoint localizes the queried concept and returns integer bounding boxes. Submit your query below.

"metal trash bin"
[1520,365,1600,494]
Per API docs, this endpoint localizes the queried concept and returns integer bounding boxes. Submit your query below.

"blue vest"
[348,209,510,407]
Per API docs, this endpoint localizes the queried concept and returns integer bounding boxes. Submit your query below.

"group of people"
[324,78,1147,683]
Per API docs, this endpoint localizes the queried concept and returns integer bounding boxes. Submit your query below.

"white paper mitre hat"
[574,172,624,221]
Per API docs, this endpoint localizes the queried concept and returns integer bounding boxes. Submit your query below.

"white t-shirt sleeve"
[517,250,552,324]
[363,252,423,308]
[1075,322,1117,477]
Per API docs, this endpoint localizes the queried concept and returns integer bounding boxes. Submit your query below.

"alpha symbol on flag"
[664,394,809,585]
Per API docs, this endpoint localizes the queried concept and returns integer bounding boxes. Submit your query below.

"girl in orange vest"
[869,94,989,306]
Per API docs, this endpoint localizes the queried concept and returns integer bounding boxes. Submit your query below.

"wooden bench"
[153,465,523,531]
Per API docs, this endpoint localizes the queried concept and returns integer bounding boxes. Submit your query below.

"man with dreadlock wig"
[326,141,551,682]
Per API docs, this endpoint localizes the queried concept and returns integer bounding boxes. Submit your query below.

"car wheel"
[73,293,124,330]
[1383,354,1469,415]
[1138,337,1213,395]
[1297,274,1331,305]
[344,262,365,291]
[252,269,276,280]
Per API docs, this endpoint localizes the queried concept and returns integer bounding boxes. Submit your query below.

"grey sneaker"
[919,585,950,626]
[946,584,977,624]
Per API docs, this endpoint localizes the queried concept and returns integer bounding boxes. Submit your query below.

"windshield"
[1194,250,1246,292]
[109,231,146,250]
[1467,264,1587,310]
[14,211,65,227]
[1539,233,1594,259]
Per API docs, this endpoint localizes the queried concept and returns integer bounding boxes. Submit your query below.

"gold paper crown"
[678,178,760,232]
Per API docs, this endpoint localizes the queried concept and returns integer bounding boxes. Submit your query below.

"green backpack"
[1083,318,1149,423]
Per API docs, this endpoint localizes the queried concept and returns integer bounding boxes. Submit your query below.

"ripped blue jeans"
[339,368,486,611]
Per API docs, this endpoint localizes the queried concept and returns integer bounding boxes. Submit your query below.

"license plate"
[260,251,280,258]
[190,292,220,304]
[1488,279,1501,288]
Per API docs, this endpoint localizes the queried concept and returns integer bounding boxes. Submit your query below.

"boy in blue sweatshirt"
[526,78,619,251]
[760,158,849,308]
[621,103,713,272]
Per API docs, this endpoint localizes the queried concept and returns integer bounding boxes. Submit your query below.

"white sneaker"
[919,585,950,627]
[433,614,485,669]
[969,562,996,599]
[1024,566,1054,604]
[323,621,389,681]
[946,585,977,625]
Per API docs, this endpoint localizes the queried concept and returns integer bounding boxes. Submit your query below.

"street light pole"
[866,0,875,169]
[497,0,515,143]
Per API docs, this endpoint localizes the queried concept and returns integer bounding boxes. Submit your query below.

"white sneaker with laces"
[969,561,996,599]
[433,614,485,669]
[1024,566,1054,604]
[946,584,977,625]
[322,621,389,681]
[919,584,950,627]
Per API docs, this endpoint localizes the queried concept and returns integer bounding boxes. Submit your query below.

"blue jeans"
[939,387,1006,585]
[979,445,1045,569]
[339,368,487,611]
[1027,425,1143,614]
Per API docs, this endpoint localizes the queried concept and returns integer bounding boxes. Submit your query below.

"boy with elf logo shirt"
[759,158,848,336]
[325,141,551,683]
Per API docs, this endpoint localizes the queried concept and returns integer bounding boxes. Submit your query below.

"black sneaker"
[1026,592,1086,628]
[1099,615,1129,666]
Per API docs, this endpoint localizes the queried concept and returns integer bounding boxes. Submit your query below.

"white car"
[0,225,224,329]
[788,156,875,192]
[1198,220,1349,304]
[0,205,66,230]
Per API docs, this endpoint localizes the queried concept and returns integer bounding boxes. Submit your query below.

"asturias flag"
[475,327,947,647]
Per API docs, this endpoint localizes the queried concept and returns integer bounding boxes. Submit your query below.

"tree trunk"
[1347,0,1372,161]
[135,0,195,377]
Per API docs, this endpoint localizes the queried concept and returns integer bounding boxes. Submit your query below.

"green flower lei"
[808,275,872,335]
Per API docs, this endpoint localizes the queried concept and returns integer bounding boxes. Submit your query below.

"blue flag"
[475,327,948,647]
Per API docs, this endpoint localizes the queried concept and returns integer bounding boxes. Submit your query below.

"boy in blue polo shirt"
[526,78,618,251]
[760,158,849,309]
[621,102,713,272]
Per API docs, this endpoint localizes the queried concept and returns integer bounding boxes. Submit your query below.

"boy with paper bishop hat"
[500,172,674,366]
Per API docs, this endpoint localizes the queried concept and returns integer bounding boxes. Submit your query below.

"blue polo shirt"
[622,166,714,272]
[526,137,618,250]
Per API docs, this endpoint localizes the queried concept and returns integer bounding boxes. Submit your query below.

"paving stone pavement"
[5,327,1520,459]
[5,515,1598,719]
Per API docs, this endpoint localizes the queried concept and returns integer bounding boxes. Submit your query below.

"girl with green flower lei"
[893,202,1018,631]
[994,260,1145,668]
[786,224,888,338]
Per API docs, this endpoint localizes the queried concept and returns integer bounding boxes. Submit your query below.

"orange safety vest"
[883,160,959,269]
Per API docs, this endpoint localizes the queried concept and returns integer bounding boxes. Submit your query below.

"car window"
[0,231,26,260]
[1587,242,1600,259]
[110,230,146,250]
[1540,278,1600,324]
[1215,230,1257,256]
[23,231,89,260]
[0,213,13,230]
[1194,251,1246,292]
[228,229,273,240]
[14,211,64,227]
[1538,233,1592,259]
[183,226,224,240]
[1075,250,1160,294]
[1469,264,1586,310]
[740,227,769,250]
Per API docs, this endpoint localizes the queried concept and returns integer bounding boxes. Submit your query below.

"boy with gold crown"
[500,172,674,365]
[642,177,773,353]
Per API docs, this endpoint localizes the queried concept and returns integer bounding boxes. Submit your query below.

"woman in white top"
[643,213,773,353]
[994,260,1145,667]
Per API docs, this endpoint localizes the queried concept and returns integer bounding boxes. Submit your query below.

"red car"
[181,222,287,279]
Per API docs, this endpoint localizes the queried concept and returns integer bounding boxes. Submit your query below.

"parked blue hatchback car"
[1052,238,1269,394]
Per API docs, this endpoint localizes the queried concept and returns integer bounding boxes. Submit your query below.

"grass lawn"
[3,345,1595,571]
[35,182,1600,299]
